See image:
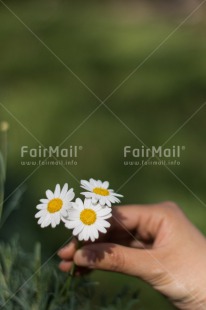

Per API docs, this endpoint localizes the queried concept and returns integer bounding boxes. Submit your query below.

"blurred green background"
[1,0,206,309]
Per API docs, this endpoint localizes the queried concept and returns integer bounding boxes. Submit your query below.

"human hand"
[58,202,206,310]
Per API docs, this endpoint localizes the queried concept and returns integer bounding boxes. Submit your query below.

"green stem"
[69,262,76,280]
[60,239,82,296]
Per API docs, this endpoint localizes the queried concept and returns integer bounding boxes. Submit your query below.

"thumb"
[74,243,161,280]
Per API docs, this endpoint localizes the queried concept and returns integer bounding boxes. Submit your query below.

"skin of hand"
[58,201,206,310]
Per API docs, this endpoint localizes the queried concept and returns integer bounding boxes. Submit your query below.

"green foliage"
[0,240,139,310]
[0,186,26,229]
[99,286,140,310]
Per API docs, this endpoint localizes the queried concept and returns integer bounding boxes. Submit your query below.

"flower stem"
[61,239,82,295]
[69,261,76,279]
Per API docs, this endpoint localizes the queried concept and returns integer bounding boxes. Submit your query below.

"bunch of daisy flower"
[35,178,123,242]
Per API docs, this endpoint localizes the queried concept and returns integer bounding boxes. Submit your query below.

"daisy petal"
[100,219,111,228]
[41,214,51,228]
[97,180,102,187]
[102,181,109,188]
[65,220,81,229]
[105,200,112,207]
[102,213,112,220]
[73,223,84,236]
[35,209,47,218]
[60,183,68,198]
[40,199,49,204]
[98,207,112,216]
[80,192,93,198]
[100,197,106,206]
[66,190,75,201]
[92,226,99,239]
[55,213,61,226]
[46,190,54,200]
[96,223,107,234]
[51,216,57,228]
[113,193,123,197]
[54,184,61,197]
[38,217,45,225]
[36,204,46,210]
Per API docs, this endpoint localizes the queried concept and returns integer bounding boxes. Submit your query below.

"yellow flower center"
[80,209,97,225]
[93,187,109,196]
[47,198,63,213]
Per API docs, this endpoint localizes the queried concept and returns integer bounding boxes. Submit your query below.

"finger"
[96,227,136,246]
[130,240,153,249]
[74,243,160,280]
[111,202,178,241]
[57,238,78,260]
[59,260,73,272]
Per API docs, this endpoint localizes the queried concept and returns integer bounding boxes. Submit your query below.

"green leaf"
[0,186,26,229]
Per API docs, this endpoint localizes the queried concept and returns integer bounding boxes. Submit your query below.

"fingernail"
[74,249,96,267]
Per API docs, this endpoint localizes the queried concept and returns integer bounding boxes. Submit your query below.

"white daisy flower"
[35,183,75,228]
[80,178,123,207]
[65,198,112,242]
